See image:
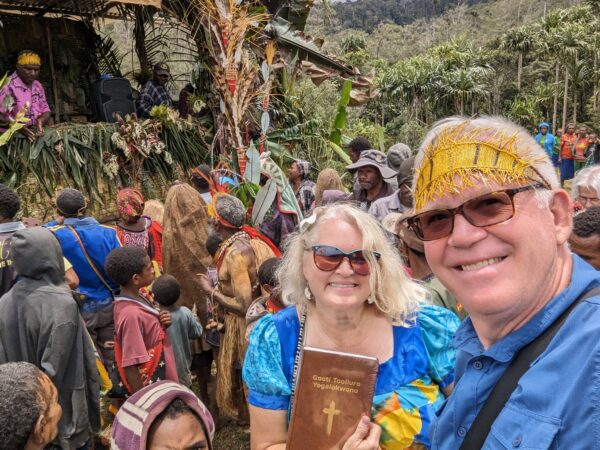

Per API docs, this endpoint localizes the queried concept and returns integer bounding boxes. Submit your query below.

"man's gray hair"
[571,166,600,199]
[215,194,246,228]
[0,362,46,449]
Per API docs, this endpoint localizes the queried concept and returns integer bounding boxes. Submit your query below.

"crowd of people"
[534,121,600,186]
[1,112,600,450]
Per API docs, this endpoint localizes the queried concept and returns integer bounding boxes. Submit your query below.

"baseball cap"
[153,62,170,76]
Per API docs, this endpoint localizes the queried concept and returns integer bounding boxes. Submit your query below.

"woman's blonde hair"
[143,199,164,225]
[278,203,425,325]
[314,168,345,207]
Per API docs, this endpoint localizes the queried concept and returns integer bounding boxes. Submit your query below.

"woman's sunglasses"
[406,184,543,241]
[310,245,380,276]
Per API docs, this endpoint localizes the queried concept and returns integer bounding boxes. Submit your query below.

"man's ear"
[131,273,141,286]
[262,284,272,295]
[31,415,46,445]
[549,189,573,245]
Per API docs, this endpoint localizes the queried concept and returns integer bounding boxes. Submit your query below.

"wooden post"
[45,21,60,124]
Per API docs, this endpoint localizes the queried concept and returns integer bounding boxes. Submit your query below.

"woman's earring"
[367,295,375,304]
[304,286,313,300]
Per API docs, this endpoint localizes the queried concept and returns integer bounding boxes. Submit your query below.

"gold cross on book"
[322,400,341,436]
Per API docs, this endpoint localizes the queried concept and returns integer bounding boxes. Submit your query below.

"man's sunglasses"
[407,184,544,241]
[310,245,381,276]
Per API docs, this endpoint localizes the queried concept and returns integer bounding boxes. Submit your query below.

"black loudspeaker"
[91,78,135,122]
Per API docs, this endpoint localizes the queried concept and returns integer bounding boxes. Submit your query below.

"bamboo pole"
[552,60,559,134]
[45,21,60,124]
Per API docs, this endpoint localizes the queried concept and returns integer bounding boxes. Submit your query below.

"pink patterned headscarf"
[117,188,145,224]
[111,381,215,449]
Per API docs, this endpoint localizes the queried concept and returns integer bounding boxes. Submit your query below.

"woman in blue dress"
[243,204,460,449]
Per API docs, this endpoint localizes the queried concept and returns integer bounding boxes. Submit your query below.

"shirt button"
[512,436,522,447]
[457,427,467,437]
[473,360,483,370]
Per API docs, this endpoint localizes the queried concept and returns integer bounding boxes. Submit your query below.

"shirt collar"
[454,255,600,362]
[10,72,35,91]
[390,190,404,211]
[63,217,99,226]
[0,221,25,233]
[358,181,394,201]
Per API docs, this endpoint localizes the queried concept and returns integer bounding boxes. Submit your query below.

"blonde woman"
[243,204,460,449]
[313,168,346,210]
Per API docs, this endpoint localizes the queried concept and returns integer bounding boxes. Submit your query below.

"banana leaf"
[329,80,352,146]
[244,142,261,185]
[252,178,277,226]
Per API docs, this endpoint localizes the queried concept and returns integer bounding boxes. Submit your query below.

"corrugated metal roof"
[0,0,161,17]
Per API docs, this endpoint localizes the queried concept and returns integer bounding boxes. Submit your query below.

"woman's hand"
[342,416,382,450]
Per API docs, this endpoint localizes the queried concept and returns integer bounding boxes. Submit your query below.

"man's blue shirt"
[430,255,600,449]
[51,217,121,312]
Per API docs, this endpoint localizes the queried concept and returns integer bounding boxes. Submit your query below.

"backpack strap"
[63,225,115,296]
[460,286,600,449]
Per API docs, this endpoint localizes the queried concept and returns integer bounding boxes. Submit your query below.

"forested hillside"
[294,0,595,150]
[331,0,490,30]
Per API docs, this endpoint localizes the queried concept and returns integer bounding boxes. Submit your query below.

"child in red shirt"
[104,247,178,394]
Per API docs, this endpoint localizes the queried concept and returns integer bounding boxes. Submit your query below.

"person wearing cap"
[0,50,51,141]
[409,116,600,449]
[368,155,415,221]
[396,211,465,320]
[137,62,174,118]
[386,142,412,189]
[347,149,397,212]
[288,159,316,217]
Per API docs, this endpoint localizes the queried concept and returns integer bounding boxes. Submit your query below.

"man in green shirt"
[396,212,466,320]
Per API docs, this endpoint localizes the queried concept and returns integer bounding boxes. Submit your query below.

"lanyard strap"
[460,286,600,449]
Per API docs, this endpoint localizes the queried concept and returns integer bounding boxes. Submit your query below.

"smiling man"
[408,116,600,449]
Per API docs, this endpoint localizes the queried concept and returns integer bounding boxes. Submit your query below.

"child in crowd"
[143,199,164,270]
[153,274,203,388]
[204,233,223,350]
[104,247,178,395]
[245,257,285,340]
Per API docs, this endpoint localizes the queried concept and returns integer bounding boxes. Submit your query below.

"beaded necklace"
[216,230,249,271]
[289,302,308,414]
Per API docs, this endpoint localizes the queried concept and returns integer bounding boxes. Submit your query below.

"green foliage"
[330,0,489,30]
[303,0,600,137]
[341,35,367,54]
[345,120,386,151]
[330,80,353,145]
[0,119,210,201]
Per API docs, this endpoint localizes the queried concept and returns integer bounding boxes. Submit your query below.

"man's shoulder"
[374,190,397,204]
[54,221,118,238]
[141,80,155,91]
[31,79,45,92]
[5,72,21,89]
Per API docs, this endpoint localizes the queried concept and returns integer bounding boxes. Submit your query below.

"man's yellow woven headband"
[17,52,41,66]
[413,124,550,212]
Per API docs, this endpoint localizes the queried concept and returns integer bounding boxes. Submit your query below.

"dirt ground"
[213,422,250,449]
